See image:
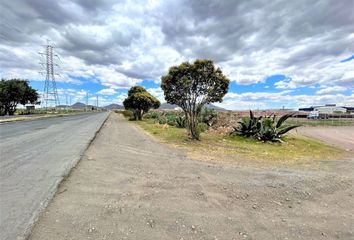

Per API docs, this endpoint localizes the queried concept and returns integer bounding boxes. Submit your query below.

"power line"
[39,42,60,108]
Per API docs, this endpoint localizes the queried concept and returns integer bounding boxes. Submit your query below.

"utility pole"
[86,91,89,111]
[65,94,68,111]
[96,95,98,109]
[39,41,60,108]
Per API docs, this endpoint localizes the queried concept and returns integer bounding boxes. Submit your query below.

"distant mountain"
[159,102,226,111]
[103,103,124,110]
[71,102,87,109]
[159,103,178,109]
[56,105,69,108]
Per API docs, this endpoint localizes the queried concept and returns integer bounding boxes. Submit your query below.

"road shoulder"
[29,113,354,240]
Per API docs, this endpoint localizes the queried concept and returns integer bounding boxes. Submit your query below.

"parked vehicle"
[307,111,319,119]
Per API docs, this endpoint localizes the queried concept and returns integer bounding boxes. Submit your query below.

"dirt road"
[296,126,354,152]
[30,114,354,240]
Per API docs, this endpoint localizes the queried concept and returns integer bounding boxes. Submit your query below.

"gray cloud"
[0,0,352,96]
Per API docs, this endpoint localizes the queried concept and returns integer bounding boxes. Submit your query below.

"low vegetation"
[119,111,345,165]
[230,110,300,142]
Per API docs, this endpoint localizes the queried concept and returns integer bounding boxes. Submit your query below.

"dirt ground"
[29,113,354,240]
[296,126,354,152]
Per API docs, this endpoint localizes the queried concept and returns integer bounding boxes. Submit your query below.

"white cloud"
[0,0,353,107]
[146,87,165,102]
[97,88,117,95]
[316,86,347,95]
[217,91,354,110]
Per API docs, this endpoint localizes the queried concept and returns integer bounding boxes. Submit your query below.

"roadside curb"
[24,112,110,240]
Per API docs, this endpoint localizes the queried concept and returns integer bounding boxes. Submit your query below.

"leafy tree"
[123,86,160,120]
[161,59,229,140]
[0,79,39,116]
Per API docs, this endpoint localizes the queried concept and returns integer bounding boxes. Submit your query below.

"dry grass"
[132,117,346,167]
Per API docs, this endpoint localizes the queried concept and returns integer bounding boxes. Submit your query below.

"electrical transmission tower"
[39,43,60,108]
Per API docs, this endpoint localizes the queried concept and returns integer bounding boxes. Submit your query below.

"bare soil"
[29,113,354,240]
[296,126,354,152]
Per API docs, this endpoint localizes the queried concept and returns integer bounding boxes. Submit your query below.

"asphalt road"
[0,112,109,240]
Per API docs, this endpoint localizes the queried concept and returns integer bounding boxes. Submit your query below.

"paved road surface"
[0,112,109,240]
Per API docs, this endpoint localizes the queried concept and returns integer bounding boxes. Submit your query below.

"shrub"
[197,122,209,133]
[120,110,134,118]
[230,110,261,137]
[230,111,300,142]
[143,111,157,119]
[257,114,300,142]
[176,115,186,128]
[198,107,218,126]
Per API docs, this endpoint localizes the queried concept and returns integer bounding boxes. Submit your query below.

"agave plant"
[257,113,300,142]
[230,110,262,137]
[175,115,186,128]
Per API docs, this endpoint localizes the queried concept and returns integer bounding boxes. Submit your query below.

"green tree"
[0,79,39,116]
[123,86,160,120]
[161,59,229,140]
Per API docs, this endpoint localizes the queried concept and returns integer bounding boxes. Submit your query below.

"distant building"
[314,105,346,114]
[300,104,347,114]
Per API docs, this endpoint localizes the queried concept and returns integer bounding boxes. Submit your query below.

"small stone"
[191,225,196,231]
[252,204,257,209]
[285,198,290,201]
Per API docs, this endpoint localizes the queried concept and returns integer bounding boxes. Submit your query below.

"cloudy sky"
[1,0,353,109]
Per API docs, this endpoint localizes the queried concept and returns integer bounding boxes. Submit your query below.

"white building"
[314,105,347,114]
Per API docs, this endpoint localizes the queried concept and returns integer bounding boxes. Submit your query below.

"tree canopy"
[161,59,229,139]
[123,86,160,120]
[0,79,39,115]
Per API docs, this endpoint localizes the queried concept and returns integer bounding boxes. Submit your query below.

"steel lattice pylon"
[41,44,60,108]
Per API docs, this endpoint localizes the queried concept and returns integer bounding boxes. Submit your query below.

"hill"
[103,103,124,110]
[159,103,226,111]
[71,102,87,109]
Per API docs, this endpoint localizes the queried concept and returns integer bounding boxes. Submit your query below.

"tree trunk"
[185,111,199,140]
[138,110,142,120]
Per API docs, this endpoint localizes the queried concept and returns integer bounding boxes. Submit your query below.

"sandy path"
[29,113,354,240]
[296,126,354,152]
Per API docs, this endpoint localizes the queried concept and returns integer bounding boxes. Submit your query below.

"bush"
[144,111,159,119]
[230,111,262,137]
[230,111,300,142]
[198,107,218,126]
[197,122,209,133]
[175,115,186,128]
[120,110,134,118]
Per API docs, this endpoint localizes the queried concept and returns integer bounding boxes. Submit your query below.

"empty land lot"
[296,126,354,152]
[29,113,354,240]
